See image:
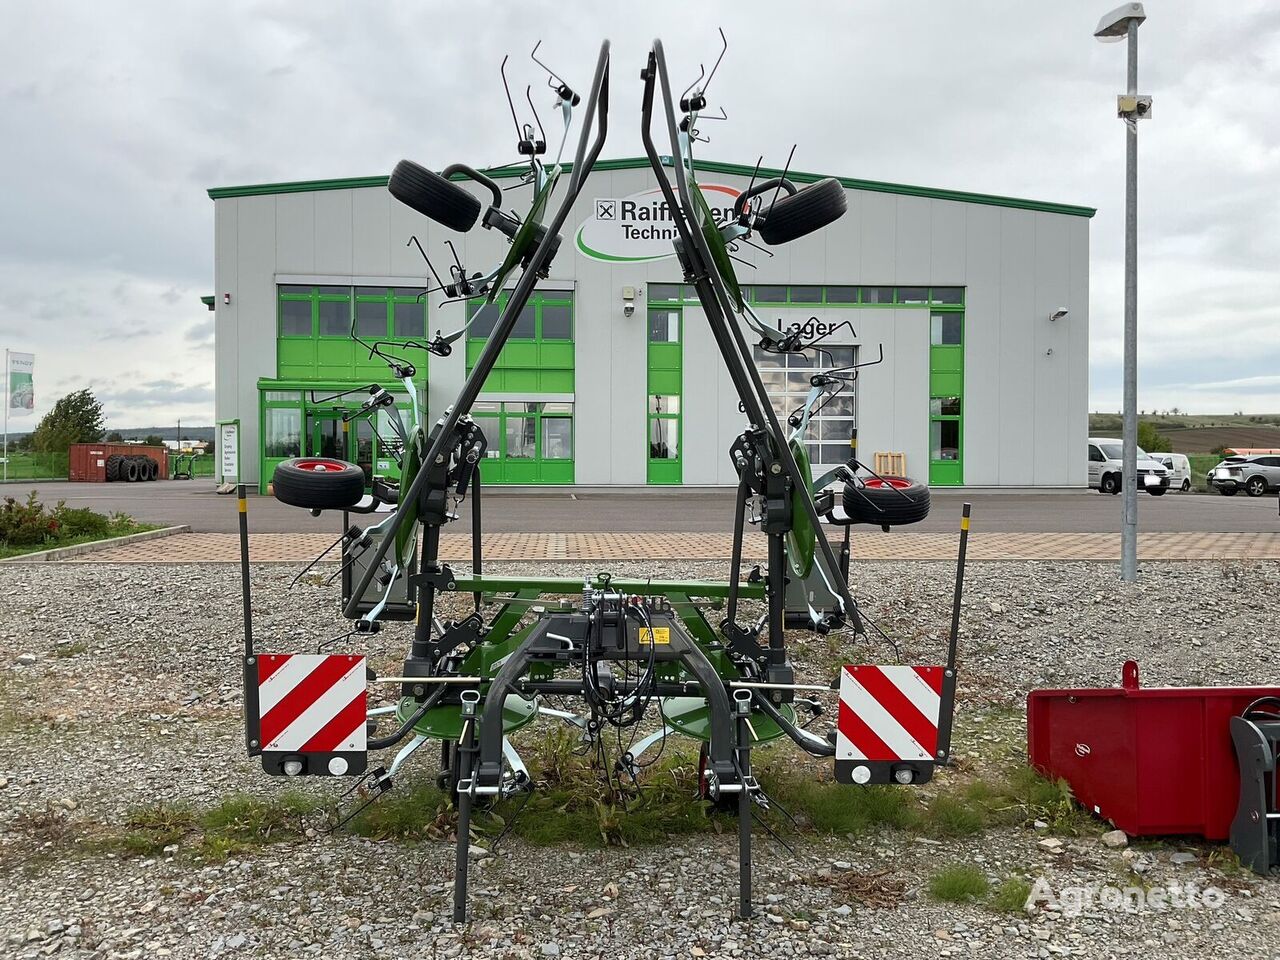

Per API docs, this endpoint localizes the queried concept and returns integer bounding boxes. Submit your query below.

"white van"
[1086,437,1171,495]
[1149,453,1192,492]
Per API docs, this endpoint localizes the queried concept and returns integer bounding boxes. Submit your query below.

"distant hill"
[1089,413,1280,453]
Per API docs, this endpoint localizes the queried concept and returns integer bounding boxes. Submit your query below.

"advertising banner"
[7,352,34,416]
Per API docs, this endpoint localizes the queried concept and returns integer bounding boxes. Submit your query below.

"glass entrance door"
[306,411,375,485]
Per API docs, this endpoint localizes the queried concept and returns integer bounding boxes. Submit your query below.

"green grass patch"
[762,757,923,836]
[927,864,990,903]
[924,793,987,837]
[990,877,1033,914]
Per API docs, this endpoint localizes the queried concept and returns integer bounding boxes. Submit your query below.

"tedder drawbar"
[237,36,972,922]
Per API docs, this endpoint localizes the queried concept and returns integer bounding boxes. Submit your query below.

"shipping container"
[68,443,170,482]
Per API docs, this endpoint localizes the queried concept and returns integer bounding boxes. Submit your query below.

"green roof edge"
[208,156,1095,218]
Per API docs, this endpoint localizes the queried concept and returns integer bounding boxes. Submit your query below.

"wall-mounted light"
[1049,307,1068,322]
[224,292,232,305]
[622,285,636,318]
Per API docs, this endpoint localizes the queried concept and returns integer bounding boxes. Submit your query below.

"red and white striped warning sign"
[256,654,366,754]
[837,665,943,762]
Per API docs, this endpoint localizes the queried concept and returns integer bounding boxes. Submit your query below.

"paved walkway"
[58,531,1280,563]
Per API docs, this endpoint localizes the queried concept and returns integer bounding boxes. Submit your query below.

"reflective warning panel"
[254,654,367,777]
[834,664,947,786]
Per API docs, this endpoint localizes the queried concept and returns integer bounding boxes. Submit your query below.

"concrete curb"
[0,525,192,563]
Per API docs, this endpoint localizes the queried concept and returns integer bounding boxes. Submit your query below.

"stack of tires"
[105,454,160,482]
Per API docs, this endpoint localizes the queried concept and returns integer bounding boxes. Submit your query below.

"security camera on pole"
[1095,3,1150,581]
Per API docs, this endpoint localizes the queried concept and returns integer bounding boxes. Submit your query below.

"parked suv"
[1087,437,1170,495]
[1207,454,1280,497]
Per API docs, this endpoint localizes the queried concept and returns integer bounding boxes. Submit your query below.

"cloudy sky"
[1,0,1277,428]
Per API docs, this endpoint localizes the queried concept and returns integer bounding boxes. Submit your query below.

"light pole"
[1095,3,1150,581]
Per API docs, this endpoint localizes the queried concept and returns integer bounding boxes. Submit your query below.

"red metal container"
[1028,661,1280,840]
[68,443,170,482]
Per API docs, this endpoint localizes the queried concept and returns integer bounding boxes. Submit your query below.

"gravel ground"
[2,559,1279,959]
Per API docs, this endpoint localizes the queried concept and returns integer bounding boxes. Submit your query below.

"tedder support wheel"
[272,458,365,510]
[757,178,847,246]
[841,476,931,526]
[389,160,482,233]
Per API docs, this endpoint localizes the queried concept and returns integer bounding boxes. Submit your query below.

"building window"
[931,313,963,345]
[930,419,960,461]
[645,283,965,308]
[277,285,425,341]
[542,416,573,459]
[753,345,856,467]
[930,396,961,417]
[648,309,680,343]
[466,291,574,342]
[264,407,301,459]
[279,299,313,336]
[649,419,679,461]
[473,401,574,463]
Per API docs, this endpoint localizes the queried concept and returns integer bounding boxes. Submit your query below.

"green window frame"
[465,290,575,393]
[276,284,429,380]
[646,284,966,308]
[928,309,965,485]
[471,401,574,484]
[646,306,683,484]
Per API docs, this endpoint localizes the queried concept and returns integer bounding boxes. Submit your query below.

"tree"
[105,430,123,442]
[30,389,106,453]
[1137,420,1171,453]
[143,434,164,447]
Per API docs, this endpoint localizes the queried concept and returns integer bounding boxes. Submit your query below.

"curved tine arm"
[441,163,503,210]
[566,40,610,197]
[647,39,863,633]
[733,177,796,220]
[343,41,611,621]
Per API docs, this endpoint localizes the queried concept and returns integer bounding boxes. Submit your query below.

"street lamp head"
[1094,2,1146,41]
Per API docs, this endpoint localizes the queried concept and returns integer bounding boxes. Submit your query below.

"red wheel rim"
[862,477,913,490]
[294,458,347,473]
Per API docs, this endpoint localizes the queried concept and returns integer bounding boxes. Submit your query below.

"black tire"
[272,457,365,510]
[146,457,159,481]
[1245,476,1267,498]
[1181,479,1191,492]
[124,458,140,482]
[841,476,930,526]
[105,455,122,482]
[1219,485,1237,497]
[757,178,847,246]
[1148,487,1166,496]
[1100,473,1119,495]
[388,159,481,233]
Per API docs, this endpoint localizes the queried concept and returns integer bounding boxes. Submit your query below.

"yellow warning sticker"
[960,516,971,531]
[637,627,671,645]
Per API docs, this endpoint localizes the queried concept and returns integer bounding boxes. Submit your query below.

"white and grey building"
[209,157,1093,490]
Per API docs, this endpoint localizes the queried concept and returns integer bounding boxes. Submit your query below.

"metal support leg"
[452,690,480,923]
[734,688,754,920]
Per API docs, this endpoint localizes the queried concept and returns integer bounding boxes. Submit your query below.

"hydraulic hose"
[368,686,446,750]
[751,689,835,757]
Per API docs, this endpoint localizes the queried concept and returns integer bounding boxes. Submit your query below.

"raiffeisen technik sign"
[576,184,740,263]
